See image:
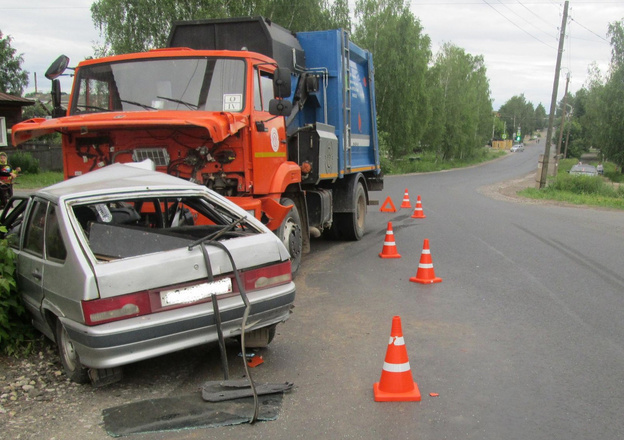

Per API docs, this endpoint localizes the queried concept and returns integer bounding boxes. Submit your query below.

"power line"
[569,16,610,43]
[482,0,558,49]
[499,0,560,41]
[516,0,557,28]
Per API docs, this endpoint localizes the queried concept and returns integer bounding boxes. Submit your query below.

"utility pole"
[539,0,569,189]
[564,110,572,159]
[556,72,570,158]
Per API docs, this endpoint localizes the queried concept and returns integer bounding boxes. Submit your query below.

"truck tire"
[56,319,90,384]
[335,181,366,241]
[277,197,302,275]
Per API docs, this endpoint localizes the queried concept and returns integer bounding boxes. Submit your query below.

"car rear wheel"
[56,320,90,384]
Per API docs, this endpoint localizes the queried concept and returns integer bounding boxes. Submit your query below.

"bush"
[0,226,36,356]
[550,174,607,194]
[9,151,40,174]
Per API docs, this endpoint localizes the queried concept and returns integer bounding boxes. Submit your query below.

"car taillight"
[82,292,151,325]
[241,261,292,291]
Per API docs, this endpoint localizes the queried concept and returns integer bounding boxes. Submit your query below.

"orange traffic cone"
[410,239,442,284]
[373,316,421,402]
[379,222,401,259]
[400,189,411,209]
[411,195,426,219]
[380,196,397,213]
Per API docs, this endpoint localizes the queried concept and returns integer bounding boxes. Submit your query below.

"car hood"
[11,111,249,145]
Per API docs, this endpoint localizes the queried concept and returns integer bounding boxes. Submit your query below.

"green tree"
[579,20,624,171]
[423,43,492,160]
[498,94,535,141]
[492,114,506,139]
[534,103,547,131]
[0,31,29,95]
[353,0,431,158]
[600,21,624,170]
[91,0,349,56]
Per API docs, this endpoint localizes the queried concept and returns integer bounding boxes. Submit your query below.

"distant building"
[0,92,35,147]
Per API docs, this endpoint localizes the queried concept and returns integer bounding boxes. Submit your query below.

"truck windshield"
[70,57,246,115]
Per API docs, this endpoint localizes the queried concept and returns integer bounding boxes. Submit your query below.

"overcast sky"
[1,0,622,110]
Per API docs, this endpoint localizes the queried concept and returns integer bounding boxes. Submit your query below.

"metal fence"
[7,143,63,172]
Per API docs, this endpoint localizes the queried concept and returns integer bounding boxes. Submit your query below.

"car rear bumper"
[61,283,295,369]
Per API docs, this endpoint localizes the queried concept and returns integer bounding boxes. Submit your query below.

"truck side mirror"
[273,68,292,98]
[50,79,66,118]
[45,55,70,80]
[269,99,293,117]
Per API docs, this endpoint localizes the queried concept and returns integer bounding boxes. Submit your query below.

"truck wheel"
[277,197,302,275]
[56,320,90,384]
[335,181,366,241]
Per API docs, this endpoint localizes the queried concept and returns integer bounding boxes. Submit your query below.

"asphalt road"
[189,141,623,440]
[8,142,624,439]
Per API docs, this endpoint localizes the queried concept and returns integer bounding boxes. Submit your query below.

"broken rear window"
[71,195,258,261]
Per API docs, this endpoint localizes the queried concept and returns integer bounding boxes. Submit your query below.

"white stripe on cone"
[382,361,411,373]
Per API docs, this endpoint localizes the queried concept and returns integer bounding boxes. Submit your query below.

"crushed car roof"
[39,161,202,200]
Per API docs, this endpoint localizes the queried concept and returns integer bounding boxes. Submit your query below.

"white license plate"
[160,278,233,307]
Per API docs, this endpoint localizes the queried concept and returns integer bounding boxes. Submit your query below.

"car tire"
[56,319,90,384]
[276,197,302,276]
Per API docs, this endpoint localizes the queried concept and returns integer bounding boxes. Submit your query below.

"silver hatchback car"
[1,162,295,385]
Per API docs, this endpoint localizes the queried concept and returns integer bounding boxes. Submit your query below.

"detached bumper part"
[202,379,293,402]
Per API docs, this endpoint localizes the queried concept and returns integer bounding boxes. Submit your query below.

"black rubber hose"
[192,239,259,423]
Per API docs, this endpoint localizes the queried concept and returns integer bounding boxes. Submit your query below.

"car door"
[18,199,69,331]
[18,198,47,322]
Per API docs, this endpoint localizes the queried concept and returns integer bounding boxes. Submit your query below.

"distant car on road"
[510,144,524,152]
[0,161,296,386]
[569,163,598,176]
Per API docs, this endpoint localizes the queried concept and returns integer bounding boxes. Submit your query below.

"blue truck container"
[292,30,380,182]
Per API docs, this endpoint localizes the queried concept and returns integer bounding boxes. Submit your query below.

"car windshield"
[71,194,259,261]
[70,57,246,114]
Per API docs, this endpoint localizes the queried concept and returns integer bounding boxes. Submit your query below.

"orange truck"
[11,17,383,273]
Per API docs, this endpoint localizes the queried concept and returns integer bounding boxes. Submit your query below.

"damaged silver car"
[1,162,295,386]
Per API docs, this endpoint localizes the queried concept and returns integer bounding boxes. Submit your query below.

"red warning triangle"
[380,196,397,213]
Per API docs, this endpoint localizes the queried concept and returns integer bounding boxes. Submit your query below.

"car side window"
[23,200,46,257]
[45,205,67,262]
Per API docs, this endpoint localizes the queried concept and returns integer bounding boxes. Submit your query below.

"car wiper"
[120,99,157,110]
[156,96,199,110]
[187,216,247,250]
[75,104,111,112]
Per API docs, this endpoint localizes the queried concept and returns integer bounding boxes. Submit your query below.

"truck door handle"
[32,272,42,280]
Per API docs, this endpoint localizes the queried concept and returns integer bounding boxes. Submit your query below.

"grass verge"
[13,172,64,189]
[382,148,506,174]
[518,159,624,210]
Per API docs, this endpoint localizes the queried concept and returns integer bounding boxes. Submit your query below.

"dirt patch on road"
[478,171,543,204]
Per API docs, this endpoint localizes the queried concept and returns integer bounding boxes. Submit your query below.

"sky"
[1,0,623,110]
